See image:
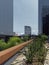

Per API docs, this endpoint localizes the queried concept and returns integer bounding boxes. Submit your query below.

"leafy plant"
[24,42,35,63]
[8,37,22,47]
[38,34,48,43]
[37,46,47,63]
[0,40,7,51]
[34,35,47,64]
[24,35,47,64]
[23,35,29,41]
[0,37,23,51]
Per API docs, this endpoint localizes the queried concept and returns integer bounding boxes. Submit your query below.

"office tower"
[38,0,49,35]
[0,0,13,35]
[0,0,49,36]
[24,26,31,35]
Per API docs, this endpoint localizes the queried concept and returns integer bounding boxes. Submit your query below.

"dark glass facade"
[43,14,49,35]
[24,26,31,35]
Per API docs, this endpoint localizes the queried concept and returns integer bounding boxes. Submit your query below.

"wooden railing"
[0,40,32,64]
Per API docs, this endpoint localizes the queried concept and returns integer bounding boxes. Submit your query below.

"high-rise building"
[24,26,31,35]
[0,0,49,36]
[0,0,13,36]
[38,0,49,35]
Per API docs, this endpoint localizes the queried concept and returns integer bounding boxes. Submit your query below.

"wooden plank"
[0,40,32,64]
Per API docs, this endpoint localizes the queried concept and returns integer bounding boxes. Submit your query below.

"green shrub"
[37,46,47,63]
[33,36,47,64]
[0,40,7,51]
[24,35,47,64]
[15,37,22,43]
[38,35,48,43]
[8,37,18,47]
[24,42,35,63]
[0,37,23,51]
[23,35,29,41]
[8,37,22,47]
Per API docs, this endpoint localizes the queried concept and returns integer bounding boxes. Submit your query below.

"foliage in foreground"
[0,40,7,51]
[24,42,35,63]
[8,37,22,47]
[24,35,47,64]
[0,37,22,51]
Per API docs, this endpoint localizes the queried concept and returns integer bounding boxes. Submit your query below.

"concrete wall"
[38,0,49,34]
[0,0,13,35]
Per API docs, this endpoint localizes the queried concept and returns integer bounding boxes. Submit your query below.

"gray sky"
[13,0,38,35]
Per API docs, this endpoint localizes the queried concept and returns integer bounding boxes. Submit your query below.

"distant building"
[24,26,31,35]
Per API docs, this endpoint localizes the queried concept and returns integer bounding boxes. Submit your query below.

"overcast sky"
[13,0,38,35]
